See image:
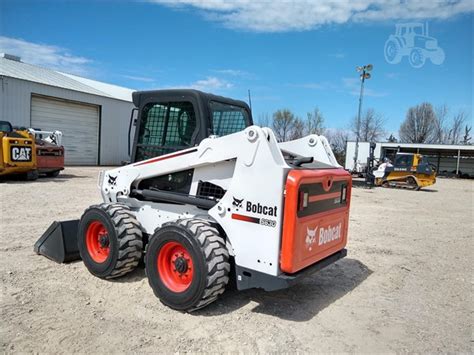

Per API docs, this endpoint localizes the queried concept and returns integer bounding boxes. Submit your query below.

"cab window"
[135,101,196,161]
[210,101,248,137]
[394,154,413,167]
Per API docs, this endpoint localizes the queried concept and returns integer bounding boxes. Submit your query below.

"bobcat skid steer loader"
[36,90,352,311]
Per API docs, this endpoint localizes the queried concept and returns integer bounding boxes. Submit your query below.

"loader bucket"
[34,220,81,263]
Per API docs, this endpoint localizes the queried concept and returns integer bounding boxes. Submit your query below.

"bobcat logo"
[48,134,57,145]
[305,226,319,251]
[232,197,244,208]
[108,175,117,186]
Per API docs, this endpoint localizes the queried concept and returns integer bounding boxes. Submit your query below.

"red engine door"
[280,169,352,274]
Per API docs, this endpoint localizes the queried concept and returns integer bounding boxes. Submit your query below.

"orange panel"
[280,169,352,274]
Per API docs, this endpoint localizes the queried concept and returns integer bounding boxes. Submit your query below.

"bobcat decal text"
[305,223,342,250]
[246,201,277,217]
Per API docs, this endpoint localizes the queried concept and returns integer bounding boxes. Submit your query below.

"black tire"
[78,203,143,279]
[145,218,230,312]
[26,170,39,181]
[46,170,60,177]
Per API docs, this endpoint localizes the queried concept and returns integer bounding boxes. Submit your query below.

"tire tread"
[80,203,143,279]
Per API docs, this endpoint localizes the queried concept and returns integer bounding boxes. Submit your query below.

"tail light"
[298,191,309,211]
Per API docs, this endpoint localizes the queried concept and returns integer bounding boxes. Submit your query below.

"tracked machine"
[373,152,436,190]
[0,121,37,179]
[36,89,352,311]
[0,121,64,180]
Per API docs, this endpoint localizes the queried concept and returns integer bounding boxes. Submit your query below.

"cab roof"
[132,89,251,112]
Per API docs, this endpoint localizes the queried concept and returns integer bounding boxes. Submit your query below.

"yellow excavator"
[373,152,436,190]
[0,121,38,180]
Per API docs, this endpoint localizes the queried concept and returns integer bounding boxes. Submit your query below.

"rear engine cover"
[280,169,352,273]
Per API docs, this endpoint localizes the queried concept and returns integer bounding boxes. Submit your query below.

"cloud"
[190,76,233,90]
[150,0,474,32]
[122,75,156,82]
[212,69,248,76]
[0,36,92,75]
[328,53,346,59]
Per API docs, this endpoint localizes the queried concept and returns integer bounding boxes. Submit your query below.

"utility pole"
[353,64,373,173]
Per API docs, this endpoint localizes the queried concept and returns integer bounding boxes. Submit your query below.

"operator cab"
[130,89,253,163]
[0,121,13,133]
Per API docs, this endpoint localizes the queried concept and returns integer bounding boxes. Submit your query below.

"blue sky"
[1,0,472,136]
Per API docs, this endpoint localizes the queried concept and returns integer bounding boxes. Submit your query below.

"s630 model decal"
[231,213,276,228]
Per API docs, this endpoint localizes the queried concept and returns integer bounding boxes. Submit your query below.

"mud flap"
[34,220,81,263]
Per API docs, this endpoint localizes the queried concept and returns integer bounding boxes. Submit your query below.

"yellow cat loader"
[373,152,436,190]
[0,121,38,180]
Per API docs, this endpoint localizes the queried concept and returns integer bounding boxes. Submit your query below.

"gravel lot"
[1,167,472,353]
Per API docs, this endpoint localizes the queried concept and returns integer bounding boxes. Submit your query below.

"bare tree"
[272,109,304,142]
[325,129,352,165]
[433,104,449,143]
[257,112,271,128]
[306,108,325,135]
[289,118,305,140]
[399,103,437,143]
[351,108,385,142]
[432,106,470,144]
[462,125,472,145]
[449,111,467,144]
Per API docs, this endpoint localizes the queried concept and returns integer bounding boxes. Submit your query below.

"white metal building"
[345,141,474,177]
[0,54,135,165]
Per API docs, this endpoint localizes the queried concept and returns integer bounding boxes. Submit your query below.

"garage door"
[31,96,99,165]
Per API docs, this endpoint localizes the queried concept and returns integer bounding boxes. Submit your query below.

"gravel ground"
[1,167,472,353]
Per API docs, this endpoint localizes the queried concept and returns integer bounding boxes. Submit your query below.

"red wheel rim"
[86,221,110,263]
[157,241,194,292]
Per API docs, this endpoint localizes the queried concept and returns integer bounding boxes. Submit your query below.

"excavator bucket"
[34,220,81,263]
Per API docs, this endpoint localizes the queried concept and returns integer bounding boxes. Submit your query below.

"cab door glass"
[135,101,196,161]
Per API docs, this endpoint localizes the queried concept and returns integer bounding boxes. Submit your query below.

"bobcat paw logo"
[48,134,57,145]
[232,197,244,208]
[305,226,319,251]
